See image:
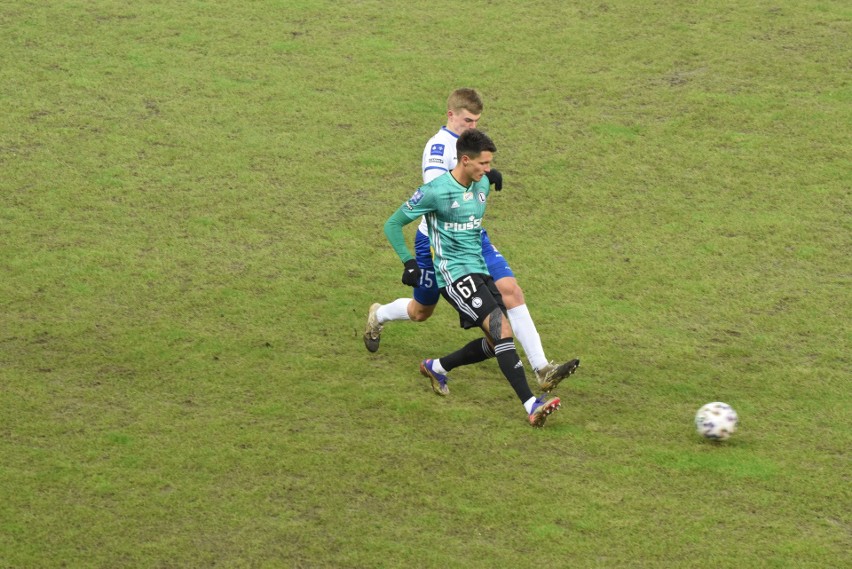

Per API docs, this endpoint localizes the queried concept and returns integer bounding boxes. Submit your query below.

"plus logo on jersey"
[444,217,482,231]
[430,144,445,156]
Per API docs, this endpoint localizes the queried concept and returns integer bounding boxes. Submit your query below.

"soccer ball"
[695,402,738,440]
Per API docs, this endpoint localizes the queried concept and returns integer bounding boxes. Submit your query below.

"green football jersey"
[399,172,491,288]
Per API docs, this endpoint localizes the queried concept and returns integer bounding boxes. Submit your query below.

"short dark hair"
[456,128,496,159]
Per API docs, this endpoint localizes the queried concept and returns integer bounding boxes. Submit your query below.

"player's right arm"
[384,186,435,261]
[385,186,436,286]
[384,209,417,263]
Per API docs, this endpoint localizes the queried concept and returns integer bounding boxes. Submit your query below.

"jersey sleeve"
[422,139,452,183]
[384,185,436,263]
[384,209,416,263]
[399,184,437,220]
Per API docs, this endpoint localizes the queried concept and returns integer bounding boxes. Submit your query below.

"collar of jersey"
[441,126,459,138]
[449,172,476,190]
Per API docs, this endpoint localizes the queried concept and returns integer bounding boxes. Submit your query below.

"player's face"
[463,151,493,182]
[447,109,481,135]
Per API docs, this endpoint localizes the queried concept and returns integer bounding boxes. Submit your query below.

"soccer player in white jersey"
[364,88,579,392]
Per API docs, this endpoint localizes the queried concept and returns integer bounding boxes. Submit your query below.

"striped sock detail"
[494,338,533,402]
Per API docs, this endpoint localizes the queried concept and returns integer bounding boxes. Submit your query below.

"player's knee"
[487,308,509,343]
[496,279,525,308]
[409,303,435,322]
[410,310,431,322]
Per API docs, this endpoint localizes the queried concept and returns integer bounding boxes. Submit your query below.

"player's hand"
[401,260,422,287]
[485,168,503,191]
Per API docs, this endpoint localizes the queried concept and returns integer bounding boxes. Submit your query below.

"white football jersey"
[418,126,459,235]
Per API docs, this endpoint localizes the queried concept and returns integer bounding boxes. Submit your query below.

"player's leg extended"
[421,274,499,394]
[420,338,494,396]
[482,230,580,391]
[433,273,559,426]
[481,306,533,403]
[363,232,439,352]
[480,230,546,369]
[481,306,561,427]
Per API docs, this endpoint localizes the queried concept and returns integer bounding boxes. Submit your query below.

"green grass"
[1,1,850,567]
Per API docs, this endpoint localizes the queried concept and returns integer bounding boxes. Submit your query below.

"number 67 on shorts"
[440,273,504,329]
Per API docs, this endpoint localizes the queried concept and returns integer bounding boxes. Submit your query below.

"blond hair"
[447,88,483,115]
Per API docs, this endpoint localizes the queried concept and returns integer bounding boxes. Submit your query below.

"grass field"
[1,1,850,567]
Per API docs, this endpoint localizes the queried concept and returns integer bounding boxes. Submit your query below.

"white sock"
[523,396,537,414]
[507,304,547,370]
[377,298,413,324]
[432,359,448,374]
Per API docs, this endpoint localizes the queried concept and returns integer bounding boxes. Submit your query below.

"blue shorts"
[481,229,515,281]
[413,229,515,306]
[413,231,440,305]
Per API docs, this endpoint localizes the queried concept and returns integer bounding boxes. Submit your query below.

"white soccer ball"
[695,402,738,440]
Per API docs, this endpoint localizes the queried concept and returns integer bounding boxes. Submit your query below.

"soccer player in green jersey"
[383,129,561,427]
[364,88,579,392]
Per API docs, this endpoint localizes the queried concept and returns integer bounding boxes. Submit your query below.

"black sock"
[494,338,534,402]
[442,339,494,372]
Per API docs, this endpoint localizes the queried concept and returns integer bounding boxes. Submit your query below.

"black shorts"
[440,273,506,330]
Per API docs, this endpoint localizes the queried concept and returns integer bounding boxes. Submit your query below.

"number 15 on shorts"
[419,269,435,289]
